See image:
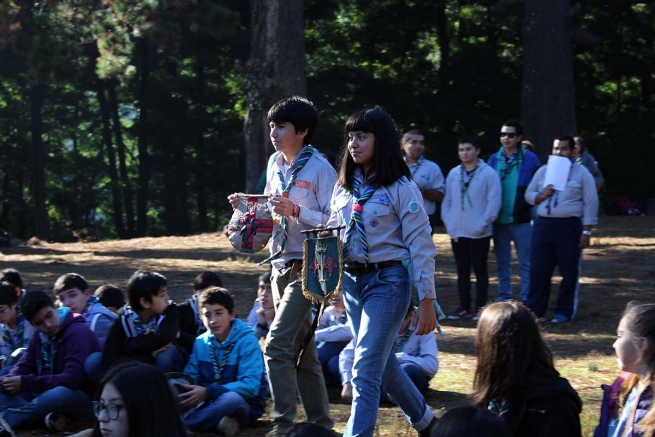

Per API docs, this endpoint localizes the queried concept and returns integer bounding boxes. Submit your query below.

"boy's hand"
[2,376,21,394]
[151,343,172,358]
[228,193,241,210]
[413,299,437,335]
[269,195,293,217]
[178,384,207,408]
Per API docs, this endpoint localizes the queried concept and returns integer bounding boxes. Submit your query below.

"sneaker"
[471,308,482,321]
[447,307,471,320]
[537,316,547,323]
[217,416,239,437]
[551,314,571,324]
[45,412,69,432]
[0,414,15,437]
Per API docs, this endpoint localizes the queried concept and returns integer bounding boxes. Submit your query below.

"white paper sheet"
[544,155,572,191]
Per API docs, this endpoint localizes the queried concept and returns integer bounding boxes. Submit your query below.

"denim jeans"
[317,341,350,387]
[492,222,532,302]
[184,391,250,432]
[0,386,93,428]
[343,265,433,437]
[380,363,430,403]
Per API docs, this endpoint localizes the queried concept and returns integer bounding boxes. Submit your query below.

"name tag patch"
[293,180,311,190]
[369,194,390,206]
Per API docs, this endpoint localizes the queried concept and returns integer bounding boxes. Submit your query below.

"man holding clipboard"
[524,135,599,324]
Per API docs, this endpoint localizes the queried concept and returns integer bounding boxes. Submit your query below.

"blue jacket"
[488,147,541,224]
[184,318,267,421]
[594,374,652,437]
[81,297,117,347]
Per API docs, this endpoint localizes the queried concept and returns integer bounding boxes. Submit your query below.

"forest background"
[0,0,653,242]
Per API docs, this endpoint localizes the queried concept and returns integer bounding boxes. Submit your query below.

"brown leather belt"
[284,259,303,281]
[343,260,402,275]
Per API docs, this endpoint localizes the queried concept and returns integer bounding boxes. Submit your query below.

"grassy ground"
[1,214,654,436]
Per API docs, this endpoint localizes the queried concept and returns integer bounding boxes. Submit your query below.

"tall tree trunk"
[522,0,578,162]
[194,59,208,232]
[242,0,307,193]
[30,83,49,240]
[136,38,151,237]
[108,82,135,238]
[97,82,126,239]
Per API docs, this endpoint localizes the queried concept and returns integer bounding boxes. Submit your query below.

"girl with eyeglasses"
[91,361,187,437]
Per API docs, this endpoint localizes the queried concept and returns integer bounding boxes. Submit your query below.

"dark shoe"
[217,416,239,436]
[418,416,438,437]
[45,412,69,432]
[471,307,483,321]
[446,307,471,320]
[0,414,15,437]
[551,314,571,324]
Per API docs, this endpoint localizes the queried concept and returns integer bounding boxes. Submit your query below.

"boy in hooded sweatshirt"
[0,291,100,435]
[178,287,267,435]
[442,137,502,321]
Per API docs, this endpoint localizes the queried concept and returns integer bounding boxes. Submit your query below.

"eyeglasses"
[92,401,123,420]
[499,132,517,138]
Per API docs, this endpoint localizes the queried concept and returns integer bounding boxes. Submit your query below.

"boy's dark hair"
[193,271,223,292]
[53,273,89,295]
[258,271,272,284]
[502,121,523,136]
[458,136,481,150]
[267,96,319,145]
[402,129,424,143]
[0,283,19,306]
[556,135,575,150]
[337,107,411,191]
[20,290,55,322]
[199,287,235,313]
[1,268,23,289]
[94,284,126,309]
[127,271,167,312]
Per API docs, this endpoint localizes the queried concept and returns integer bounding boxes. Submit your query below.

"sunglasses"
[499,132,517,139]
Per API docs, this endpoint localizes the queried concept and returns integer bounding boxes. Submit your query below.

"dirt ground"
[1,214,654,436]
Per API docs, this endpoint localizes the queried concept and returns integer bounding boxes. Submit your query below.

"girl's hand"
[414,299,437,335]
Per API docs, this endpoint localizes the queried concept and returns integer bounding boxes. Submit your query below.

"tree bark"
[242,0,307,193]
[522,0,578,162]
[30,83,49,240]
[108,82,135,238]
[135,38,151,237]
[97,82,126,239]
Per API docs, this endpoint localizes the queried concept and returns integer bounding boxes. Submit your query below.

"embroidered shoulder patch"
[369,194,390,206]
[408,201,420,213]
[293,180,311,190]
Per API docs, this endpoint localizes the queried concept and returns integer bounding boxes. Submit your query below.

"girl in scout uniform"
[326,107,438,437]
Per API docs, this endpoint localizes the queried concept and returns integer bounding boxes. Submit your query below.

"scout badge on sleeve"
[227,194,274,254]
[294,225,344,370]
[301,226,345,304]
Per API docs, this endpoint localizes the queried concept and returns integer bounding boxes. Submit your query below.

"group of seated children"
[0,265,653,437]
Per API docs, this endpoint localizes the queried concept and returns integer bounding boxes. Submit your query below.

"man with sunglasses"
[525,135,598,323]
[487,121,541,304]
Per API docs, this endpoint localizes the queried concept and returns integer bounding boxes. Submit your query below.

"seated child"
[0,290,100,435]
[93,284,125,314]
[0,269,25,299]
[245,271,275,340]
[473,302,581,436]
[315,292,352,387]
[178,271,223,355]
[54,273,116,346]
[340,306,438,403]
[595,302,655,437]
[101,271,185,375]
[0,283,34,376]
[178,287,267,435]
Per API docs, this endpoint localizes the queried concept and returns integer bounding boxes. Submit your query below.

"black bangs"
[345,109,377,134]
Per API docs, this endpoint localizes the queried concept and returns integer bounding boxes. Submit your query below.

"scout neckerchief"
[329,309,347,326]
[393,327,414,351]
[488,399,511,417]
[188,295,204,335]
[496,147,522,182]
[120,306,164,337]
[406,156,425,178]
[209,336,235,383]
[342,177,378,264]
[81,295,98,319]
[1,307,26,353]
[37,307,69,376]
[459,162,478,210]
[259,146,314,265]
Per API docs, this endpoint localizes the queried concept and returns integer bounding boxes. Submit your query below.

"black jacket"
[177,299,206,354]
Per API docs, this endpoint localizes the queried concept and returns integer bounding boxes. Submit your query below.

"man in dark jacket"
[0,291,100,435]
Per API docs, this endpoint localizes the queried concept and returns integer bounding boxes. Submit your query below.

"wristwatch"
[582,230,592,236]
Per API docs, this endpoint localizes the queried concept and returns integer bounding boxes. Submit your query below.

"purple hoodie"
[9,309,100,395]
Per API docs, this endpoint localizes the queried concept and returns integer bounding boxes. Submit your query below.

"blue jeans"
[342,265,433,437]
[492,222,532,302]
[381,363,431,403]
[184,391,250,432]
[317,341,349,387]
[0,386,92,428]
